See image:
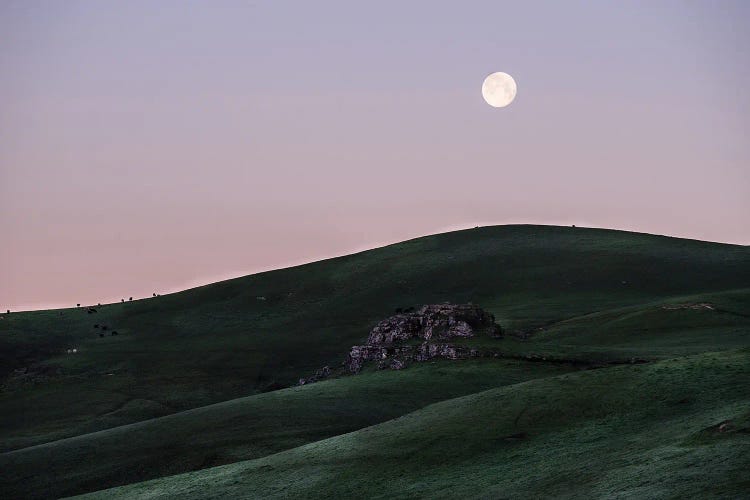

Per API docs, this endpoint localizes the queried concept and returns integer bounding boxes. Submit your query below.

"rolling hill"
[77,349,750,499]
[1,224,748,498]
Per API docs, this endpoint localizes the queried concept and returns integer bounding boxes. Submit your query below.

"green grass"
[76,349,750,500]
[0,224,748,498]
[2,225,747,449]
[0,359,573,499]
[451,288,750,362]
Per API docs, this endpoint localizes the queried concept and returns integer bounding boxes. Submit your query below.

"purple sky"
[1,1,748,311]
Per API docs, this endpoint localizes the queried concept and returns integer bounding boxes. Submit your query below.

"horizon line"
[5,222,747,313]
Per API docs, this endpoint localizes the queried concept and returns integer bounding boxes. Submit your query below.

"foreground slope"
[2,225,748,450]
[0,360,574,499]
[5,290,750,498]
[4,287,750,498]
[78,349,750,500]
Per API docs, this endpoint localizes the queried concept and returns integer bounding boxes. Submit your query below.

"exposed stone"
[390,359,405,370]
[346,303,502,373]
[346,345,389,373]
[366,303,500,345]
[298,365,333,385]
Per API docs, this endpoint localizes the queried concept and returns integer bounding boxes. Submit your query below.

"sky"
[1,1,748,311]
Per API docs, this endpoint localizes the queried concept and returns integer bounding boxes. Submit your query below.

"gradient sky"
[1,1,748,311]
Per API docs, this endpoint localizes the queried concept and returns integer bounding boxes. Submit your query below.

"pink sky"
[1,1,748,311]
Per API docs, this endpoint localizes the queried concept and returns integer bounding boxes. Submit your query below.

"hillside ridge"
[1,224,748,498]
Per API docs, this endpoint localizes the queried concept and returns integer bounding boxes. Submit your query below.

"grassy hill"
[1,224,748,498]
[1,359,573,499]
[76,349,750,499]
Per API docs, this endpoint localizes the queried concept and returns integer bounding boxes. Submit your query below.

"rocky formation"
[366,303,500,344]
[296,303,648,385]
[346,303,502,373]
[297,366,332,385]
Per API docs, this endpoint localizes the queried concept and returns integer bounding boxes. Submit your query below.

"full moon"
[481,72,517,108]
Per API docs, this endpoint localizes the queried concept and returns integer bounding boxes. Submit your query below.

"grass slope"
[451,288,750,361]
[0,359,574,499]
[77,349,750,500]
[2,225,748,451]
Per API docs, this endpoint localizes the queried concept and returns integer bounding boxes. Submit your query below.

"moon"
[481,72,517,108]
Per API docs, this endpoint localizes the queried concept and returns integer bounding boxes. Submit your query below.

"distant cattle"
[111,331,118,336]
[101,326,108,331]
[129,297,133,301]
[99,333,104,338]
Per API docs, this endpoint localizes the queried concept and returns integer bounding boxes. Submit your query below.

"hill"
[0,359,573,499]
[75,349,750,499]
[0,224,748,498]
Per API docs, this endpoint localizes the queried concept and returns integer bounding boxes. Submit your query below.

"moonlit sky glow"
[1,1,748,311]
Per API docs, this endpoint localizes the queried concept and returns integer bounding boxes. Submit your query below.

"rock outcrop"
[296,303,647,385]
[297,365,332,385]
[346,303,502,373]
[366,303,500,344]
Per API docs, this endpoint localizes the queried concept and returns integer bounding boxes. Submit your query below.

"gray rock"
[346,303,502,373]
[366,303,500,345]
[346,345,389,373]
[390,359,405,370]
[297,365,333,385]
